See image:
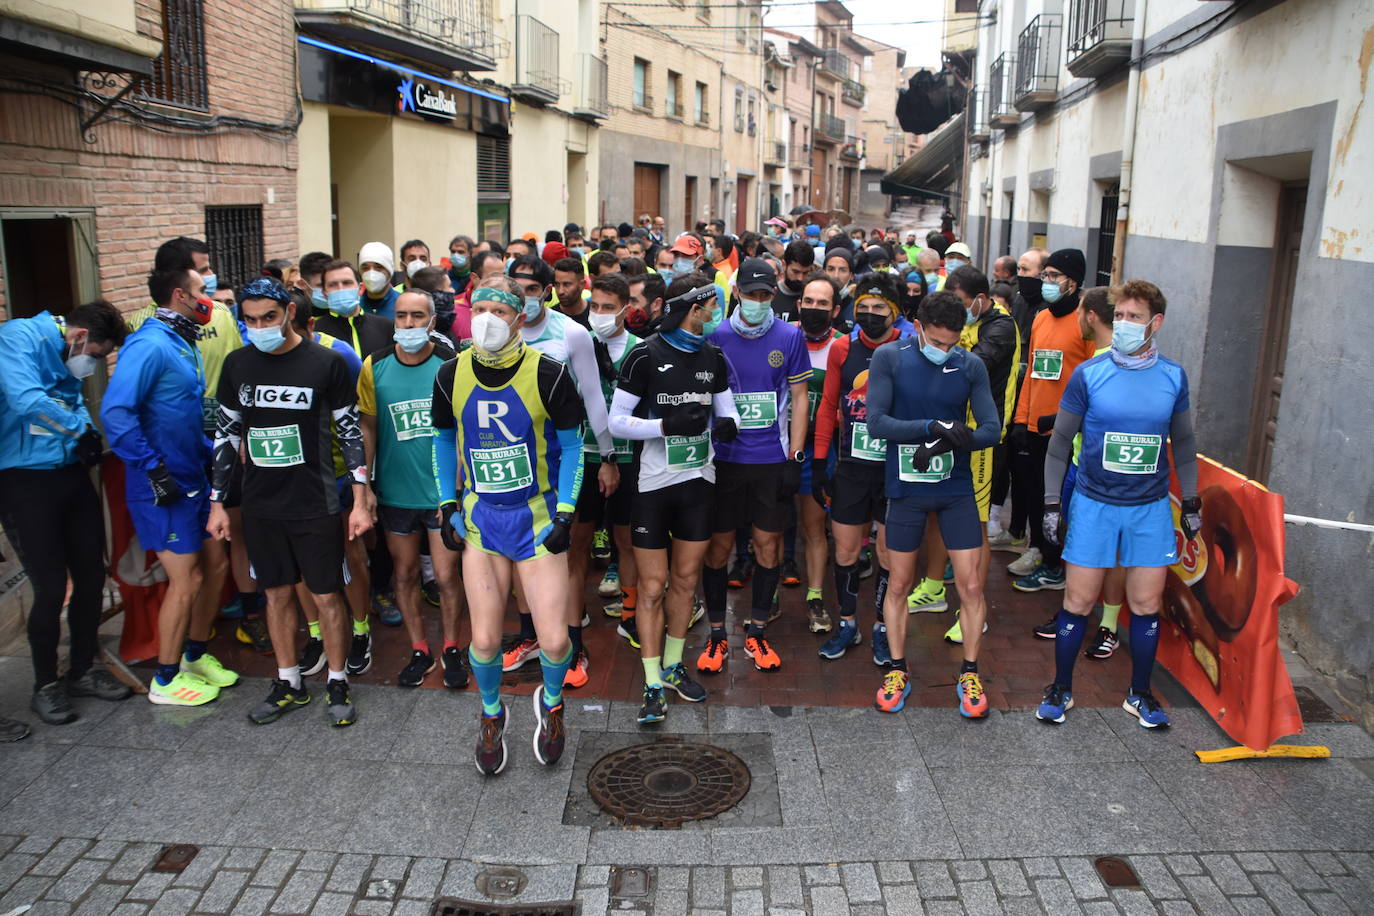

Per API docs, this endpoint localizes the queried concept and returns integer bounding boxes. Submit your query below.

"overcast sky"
[762,0,945,70]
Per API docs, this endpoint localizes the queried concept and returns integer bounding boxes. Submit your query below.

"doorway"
[634,164,662,225]
[735,177,749,232]
[685,176,697,230]
[0,209,98,319]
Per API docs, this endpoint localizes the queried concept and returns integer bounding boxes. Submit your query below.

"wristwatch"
[790,449,806,463]
[601,451,617,464]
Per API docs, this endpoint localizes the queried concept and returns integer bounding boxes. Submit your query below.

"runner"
[866,291,1002,717]
[1036,280,1198,728]
[810,273,909,664]
[358,242,400,318]
[609,276,739,723]
[102,265,239,706]
[357,290,468,688]
[432,276,584,774]
[770,240,815,321]
[702,258,812,673]
[207,278,373,728]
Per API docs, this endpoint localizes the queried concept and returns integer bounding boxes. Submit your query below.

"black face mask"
[798,307,832,335]
[431,290,456,314]
[1017,274,1042,304]
[855,311,891,339]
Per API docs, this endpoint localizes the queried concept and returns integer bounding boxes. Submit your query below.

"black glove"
[1008,423,1029,451]
[811,456,833,508]
[1036,413,1057,434]
[907,441,946,473]
[147,463,184,507]
[1180,496,1202,542]
[592,337,617,383]
[75,427,103,468]
[662,402,710,437]
[929,419,975,452]
[778,457,802,499]
[541,512,574,554]
[1043,502,1066,547]
[712,416,739,443]
[439,502,464,551]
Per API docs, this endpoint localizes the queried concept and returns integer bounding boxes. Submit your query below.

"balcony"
[818,48,850,79]
[1015,14,1062,111]
[573,53,608,120]
[511,15,560,105]
[815,112,845,143]
[294,0,499,72]
[789,144,810,168]
[842,79,865,106]
[840,136,861,161]
[969,89,990,142]
[765,140,786,167]
[988,53,1018,128]
[1067,0,1134,78]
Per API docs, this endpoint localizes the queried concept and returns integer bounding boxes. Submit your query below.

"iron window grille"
[205,206,263,292]
[140,0,208,110]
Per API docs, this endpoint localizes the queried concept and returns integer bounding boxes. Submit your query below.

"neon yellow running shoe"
[181,652,240,688]
[906,580,948,613]
[148,671,220,707]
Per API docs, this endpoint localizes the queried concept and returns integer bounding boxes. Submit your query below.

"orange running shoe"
[501,637,540,672]
[564,650,589,688]
[956,671,989,718]
[875,669,911,713]
[696,636,729,673]
[743,634,781,671]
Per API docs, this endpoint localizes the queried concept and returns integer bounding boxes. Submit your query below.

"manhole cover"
[150,845,199,873]
[587,741,751,827]
[1093,856,1141,888]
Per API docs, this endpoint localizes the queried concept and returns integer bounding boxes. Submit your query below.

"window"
[476,135,511,196]
[141,0,208,110]
[694,81,707,122]
[205,206,264,293]
[747,96,756,137]
[666,71,682,119]
[734,86,744,132]
[633,58,649,109]
[735,2,746,44]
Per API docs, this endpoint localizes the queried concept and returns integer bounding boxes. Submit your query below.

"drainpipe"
[1111,0,1148,284]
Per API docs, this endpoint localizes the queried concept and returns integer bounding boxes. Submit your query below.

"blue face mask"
[672,257,695,277]
[247,321,285,353]
[310,287,328,311]
[740,299,773,325]
[1041,280,1064,304]
[328,287,360,316]
[569,247,585,258]
[523,295,543,320]
[924,272,939,289]
[919,332,953,366]
[449,253,468,270]
[202,272,218,297]
[945,258,967,273]
[1111,318,1153,355]
[394,325,431,353]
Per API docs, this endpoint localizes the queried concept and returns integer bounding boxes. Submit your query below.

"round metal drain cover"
[587,741,751,827]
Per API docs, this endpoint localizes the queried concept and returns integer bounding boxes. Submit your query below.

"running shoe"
[988,528,1025,551]
[617,618,641,649]
[235,617,273,654]
[180,653,239,688]
[1012,564,1066,592]
[501,637,540,671]
[476,703,509,776]
[1123,691,1170,728]
[597,563,621,599]
[591,527,612,563]
[66,668,133,701]
[1035,683,1073,724]
[603,596,624,618]
[871,624,893,667]
[727,554,753,588]
[943,561,955,582]
[421,579,441,608]
[780,558,801,587]
[689,595,706,628]
[580,611,591,627]
[943,611,988,645]
[907,582,948,613]
[637,685,667,725]
[398,650,435,688]
[532,690,566,765]
[218,595,244,620]
[148,671,219,707]
[956,672,989,718]
[346,631,373,676]
[564,650,590,689]
[1032,615,1059,639]
[248,679,310,724]
[1006,547,1043,577]
[744,633,782,671]
[857,547,874,579]
[662,662,707,702]
[326,679,355,727]
[298,636,326,676]
[1085,627,1120,659]
[875,669,911,713]
[372,591,402,627]
[30,682,76,725]
[818,619,861,660]
[696,635,729,673]
[807,597,832,633]
[442,646,470,688]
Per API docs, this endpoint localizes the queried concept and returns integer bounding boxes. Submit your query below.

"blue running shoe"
[818,619,861,660]
[943,560,955,582]
[373,591,402,626]
[1036,683,1073,724]
[219,596,244,620]
[870,623,892,667]
[1123,691,1170,728]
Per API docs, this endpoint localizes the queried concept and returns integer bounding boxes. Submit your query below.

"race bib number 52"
[1102,432,1161,474]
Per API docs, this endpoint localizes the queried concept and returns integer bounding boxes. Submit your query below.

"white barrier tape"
[1283,513,1374,533]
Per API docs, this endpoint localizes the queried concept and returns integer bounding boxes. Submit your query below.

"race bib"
[470,443,534,493]
[733,391,779,430]
[387,397,433,441]
[807,389,821,422]
[201,397,218,431]
[896,444,953,483]
[1030,349,1063,380]
[665,433,709,471]
[849,422,887,461]
[1102,432,1162,475]
[247,425,304,468]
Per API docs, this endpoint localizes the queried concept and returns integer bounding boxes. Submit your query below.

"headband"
[471,288,521,310]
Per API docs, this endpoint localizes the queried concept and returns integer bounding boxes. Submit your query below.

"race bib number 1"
[1102,432,1161,475]
[665,433,709,471]
[896,445,953,483]
[733,391,779,429]
[1031,349,1064,380]
[470,444,534,493]
[247,425,304,468]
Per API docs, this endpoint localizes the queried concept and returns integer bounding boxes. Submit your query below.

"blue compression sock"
[155,663,179,686]
[539,646,573,708]
[182,639,207,663]
[469,648,503,716]
[1129,613,1161,695]
[1053,609,1089,690]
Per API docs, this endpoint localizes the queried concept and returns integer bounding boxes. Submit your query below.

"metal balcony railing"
[818,112,845,141]
[765,140,785,166]
[988,53,1018,127]
[295,0,501,70]
[512,15,559,103]
[819,48,850,79]
[840,136,860,160]
[1015,14,1062,111]
[842,79,865,105]
[1066,0,1134,77]
[574,53,608,119]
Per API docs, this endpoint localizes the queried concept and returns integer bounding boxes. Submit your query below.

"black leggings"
[990,443,1011,511]
[1015,432,1061,566]
[0,465,107,689]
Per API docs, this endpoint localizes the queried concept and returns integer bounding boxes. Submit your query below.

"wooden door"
[633,164,661,224]
[685,176,697,230]
[811,146,826,207]
[735,177,749,232]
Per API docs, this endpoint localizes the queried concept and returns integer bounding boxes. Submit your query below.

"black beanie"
[1045,248,1086,285]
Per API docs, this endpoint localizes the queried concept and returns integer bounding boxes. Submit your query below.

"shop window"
[205,206,264,292]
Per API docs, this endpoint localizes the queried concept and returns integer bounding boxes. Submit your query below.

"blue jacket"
[101,317,211,500]
[0,311,91,470]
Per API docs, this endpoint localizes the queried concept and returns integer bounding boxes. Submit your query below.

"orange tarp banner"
[1162,453,1302,751]
[101,455,167,663]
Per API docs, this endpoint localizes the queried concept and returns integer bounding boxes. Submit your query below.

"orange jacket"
[1014,307,1098,433]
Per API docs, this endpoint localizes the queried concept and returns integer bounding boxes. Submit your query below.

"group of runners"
[0,225,1199,774]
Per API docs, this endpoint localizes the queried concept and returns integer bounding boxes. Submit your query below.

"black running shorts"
[631,477,714,549]
[711,460,794,534]
[242,513,346,593]
[830,460,887,527]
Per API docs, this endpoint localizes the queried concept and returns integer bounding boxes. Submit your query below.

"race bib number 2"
[470,444,534,493]
[1102,432,1161,474]
[247,425,304,468]
[665,433,709,471]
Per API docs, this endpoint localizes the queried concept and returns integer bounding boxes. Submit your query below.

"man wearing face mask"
[103,266,239,708]
[397,239,431,290]
[1009,248,1097,593]
[993,247,1049,554]
[943,241,973,275]
[442,235,476,308]
[208,278,373,728]
[626,272,666,337]
[662,235,727,334]
[702,258,812,675]
[357,290,466,689]
[821,247,857,332]
[410,265,469,343]
[1036,280,1197,728]
[358,242,400,319]
[0,298,128,734]
[771,240,815,321]
[315,259,395,357]
[916,248,945,294]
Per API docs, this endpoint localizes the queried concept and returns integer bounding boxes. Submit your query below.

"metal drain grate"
[428,899,576,916]
[587,740,751,828]
[1093,856,1141,888]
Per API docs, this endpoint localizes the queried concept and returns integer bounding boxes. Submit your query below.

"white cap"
[945,242,972,258]
[358,241,394,275]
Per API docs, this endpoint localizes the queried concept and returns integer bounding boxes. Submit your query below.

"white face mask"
[588,309,623,340]
[362,269,390,294]
[65,336,98,379]
[404,259,428,278]
[470,311,513,352]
